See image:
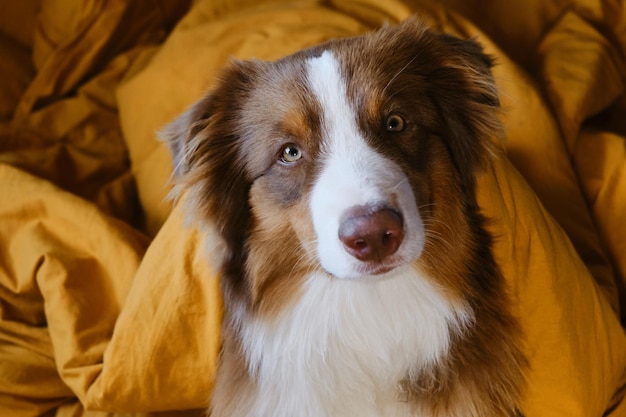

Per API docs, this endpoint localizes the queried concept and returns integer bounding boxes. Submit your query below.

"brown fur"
[163,17,526,417]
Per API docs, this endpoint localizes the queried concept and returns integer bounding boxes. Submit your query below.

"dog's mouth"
[356,260,402,277]
[322,256,409,281]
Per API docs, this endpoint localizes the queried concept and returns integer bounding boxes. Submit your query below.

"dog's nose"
[338,205,404,262]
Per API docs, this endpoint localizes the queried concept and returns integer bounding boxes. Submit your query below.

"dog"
[162,17,527,417]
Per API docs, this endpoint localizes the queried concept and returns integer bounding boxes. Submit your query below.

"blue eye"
[281,144,303,163]
[386,114,405,132]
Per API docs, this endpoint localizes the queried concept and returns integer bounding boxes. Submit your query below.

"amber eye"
[386,114,405,132]
[281,144,303,163]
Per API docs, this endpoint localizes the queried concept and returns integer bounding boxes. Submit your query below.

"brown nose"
[338,205,404,262]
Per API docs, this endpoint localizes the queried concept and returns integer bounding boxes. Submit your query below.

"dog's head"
[162,18,501,313]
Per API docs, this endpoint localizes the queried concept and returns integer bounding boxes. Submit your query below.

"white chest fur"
[238,266,473,417]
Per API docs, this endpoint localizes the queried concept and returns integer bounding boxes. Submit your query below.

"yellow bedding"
[1,0,625,416]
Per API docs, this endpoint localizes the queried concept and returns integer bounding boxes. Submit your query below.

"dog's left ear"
[383,17,503,191]
[427,31,502,181]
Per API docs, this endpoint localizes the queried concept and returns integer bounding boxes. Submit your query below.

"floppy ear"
[160,93,216,180]
[378,20,497,183]
[159,59,261,205]
[159,58,263,184]
[427,32,502,185]
[159,61,260,292]
[384,18,501,191]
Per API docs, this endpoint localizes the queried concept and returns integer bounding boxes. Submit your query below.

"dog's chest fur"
[238,268,471,417]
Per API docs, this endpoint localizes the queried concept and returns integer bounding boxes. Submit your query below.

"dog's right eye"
[280,144,303,164]
[386,114,406,132]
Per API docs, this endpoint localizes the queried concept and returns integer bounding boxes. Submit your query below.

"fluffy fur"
[162,17,527,417]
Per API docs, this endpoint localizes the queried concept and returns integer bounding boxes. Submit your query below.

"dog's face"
[163,18,501,314]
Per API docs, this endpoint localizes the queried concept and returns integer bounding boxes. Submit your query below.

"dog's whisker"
[424,229,455,252]
[285,238,322,278]
[387,176,411,193]
[381,54,420,98]
[384,84,415,102]
[417,202,437,211]
[423,217,455,238]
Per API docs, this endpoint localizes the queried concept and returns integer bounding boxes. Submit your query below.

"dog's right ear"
[159,93,216,180]
[158,59,263,210]
[160,61,262,303]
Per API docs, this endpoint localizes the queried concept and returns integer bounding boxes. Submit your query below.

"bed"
[0,0,625,416]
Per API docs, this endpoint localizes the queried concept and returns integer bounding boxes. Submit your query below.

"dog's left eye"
[386,114,406,132]
[281,144,303,163]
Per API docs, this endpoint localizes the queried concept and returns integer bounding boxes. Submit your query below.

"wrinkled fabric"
[1,0,625,416]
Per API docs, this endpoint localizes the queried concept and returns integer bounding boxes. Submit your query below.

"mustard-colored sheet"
[1,1,625,416]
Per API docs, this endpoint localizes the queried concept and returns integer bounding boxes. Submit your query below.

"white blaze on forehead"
[305,50,425,279]
[305,51,355,155]
[305,50,383,203]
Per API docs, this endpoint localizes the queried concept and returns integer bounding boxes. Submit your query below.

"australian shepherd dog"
[162,17,527,417]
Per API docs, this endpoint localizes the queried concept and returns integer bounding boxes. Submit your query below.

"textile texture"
[0,0,625,415]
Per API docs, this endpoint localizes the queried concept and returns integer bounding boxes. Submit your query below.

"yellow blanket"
[1,0,625,416]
